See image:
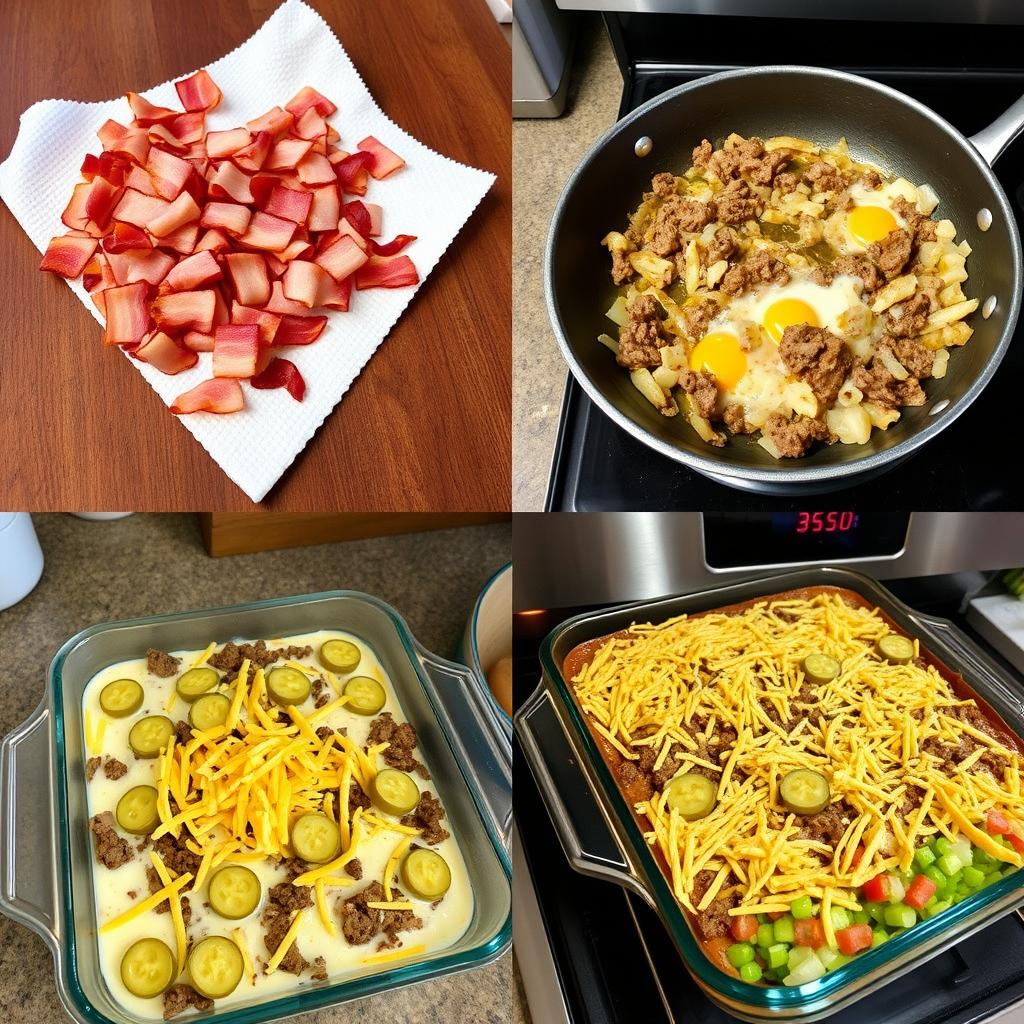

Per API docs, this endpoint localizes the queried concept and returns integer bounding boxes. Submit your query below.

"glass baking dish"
[516,567,1024,1021]
[0,590,512,1024]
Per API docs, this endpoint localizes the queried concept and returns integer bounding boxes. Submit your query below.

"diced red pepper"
[848,845,865,870]
[1007,832,1024,855]
[250,357,306,401]
[987,811,1012,836]
[39,233,98,278]
[729,915,758,942]
[354,254,419,290]
[861,874,890,903]
[357,135,406,179]
[212,324,260,379]
[170,377,244,415]
[175,69,222,113]
[904,874,937,911]
[835,924,873,956]
[793,918,825,949]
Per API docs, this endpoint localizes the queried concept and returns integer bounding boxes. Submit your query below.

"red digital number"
[811,512,824,532]
[826,512,839,531]
[840,511,855,531]
[796,512,810,533]
[795,512,858,534]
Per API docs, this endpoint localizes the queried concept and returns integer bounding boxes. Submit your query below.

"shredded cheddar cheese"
[233,927,256,985]
[361,943,426,965]
[150,851,188,973]
[571,592,1023,919]
[100,873,193,932]
[265,908,306,974]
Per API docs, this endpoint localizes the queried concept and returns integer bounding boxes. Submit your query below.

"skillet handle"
[0,700,62,953]
[969,95,1024,166]
[516,685,653,903]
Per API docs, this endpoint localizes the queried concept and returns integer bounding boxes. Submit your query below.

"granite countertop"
[0,513,513,1024]
[512,17,620,511]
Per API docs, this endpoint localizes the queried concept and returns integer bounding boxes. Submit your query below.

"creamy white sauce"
[83,629,473,1021]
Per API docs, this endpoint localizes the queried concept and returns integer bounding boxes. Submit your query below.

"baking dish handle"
[0,701,62,954]
[969,94,1024,166]
[516,685,653,903]
[416,644,512,850]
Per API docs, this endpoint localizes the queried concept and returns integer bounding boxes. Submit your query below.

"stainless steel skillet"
[544,66,1024,494]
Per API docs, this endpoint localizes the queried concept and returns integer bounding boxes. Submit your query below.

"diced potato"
[606,296,629,326]
[916,241,943,270]
[629,250,673,288]
[826,404,872,445]
[597,333,620,356]
[652,366,679,391]
[765,135,819,153]
[783,381,818,419]
[684,239,701,295]
[660,344,687,371]
[761,208,791,225]
[957,239,972,258]
[682,394,723,443]
[935,219,957,240]
[837,302,873,339]
[888,177,919,203]
[938,264,969,287]
[926,297,979,329]
[758,435,783,459]
[837,382,864,408]
[916,183,940,216]
[601,230,630,253]
[863,402,901,429]
[938,282,965,307]
[919,321,973,350]
[791,200,824,218]
[932,348,950,379]
[878,345,910,381]
[706,260,728,288]
[630,367,677,416]
[871,274,918,314]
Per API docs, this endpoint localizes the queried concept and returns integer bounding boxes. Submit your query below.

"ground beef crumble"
[207,640,313,673]
[762,414,832,458]
[147,649,180,678]
[89,812,133,869]
[720,249,789,296]
[85,756,101,782]
[367,712,429,778]
[262,883,313,975]
[867,228,913,279]
[103,757,128,781]
[679,370,718,420]
[400,791,450,846]
[339,880,423,950]
[163,984,212,1020]
[345,858,364,880]
[886,292,931,337]
[778,324,853,406]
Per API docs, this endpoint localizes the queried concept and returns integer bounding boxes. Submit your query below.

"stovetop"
[545,14,1024,511]
[513,574,1024,1024]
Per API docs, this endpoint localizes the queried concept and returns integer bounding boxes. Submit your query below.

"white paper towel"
[0,0,495,502]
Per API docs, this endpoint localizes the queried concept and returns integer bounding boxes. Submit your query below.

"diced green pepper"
[790,895,814,920]
[773,916,796,943]
[883,904,917,930]
[757,923,775,949]
[934,836,954,857]
[767,944,789,970]
[826,953,853,972]
[740,962,763,983]
[871,928,889,948]
[829,907,851,930]
[914,846,936,870]
[937,853,963,877]
[962,866,986,890]
[727,943,755,968]
[923,865,948,890]
[852,909,871,925]
[869,904,888,925]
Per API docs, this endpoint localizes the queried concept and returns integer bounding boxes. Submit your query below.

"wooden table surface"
[0,0,510,511]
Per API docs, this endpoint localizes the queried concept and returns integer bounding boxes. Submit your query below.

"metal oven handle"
[416,644,513,851]
[970,93,1024,166]
[0,700,62,955]
[516,685,653,903]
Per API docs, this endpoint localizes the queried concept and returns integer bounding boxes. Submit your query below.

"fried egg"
[825,177,918,254]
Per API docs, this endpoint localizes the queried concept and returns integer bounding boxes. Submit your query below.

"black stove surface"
[514,575,1024,1024]
[545,15,1024,511]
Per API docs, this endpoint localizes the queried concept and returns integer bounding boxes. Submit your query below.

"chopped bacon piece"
[175,69,222,113]
[265,280,312,317]
[209,161,254,204]
[355,255,419,290]
[206,128,252,159]
[147,191,201,237]
[285,86,337,119]
[315,235,368,282]
[183,330,215,352]
[294,108,327,141]
[296,151,336,185]
[263,185,313,225]
[103,222,152,253]
[148,111,206,148]
[308,185,340,232]
[335,151,374,192]
[84,178,124,230]
[230,302,281,344]
[112,189,169,230]
[364,203,383,236]
[250,357,306,400]
[61,182,93,231]
[145,148,192,200]
[40,233,99,278]
[231,131,272,173]
[103,281,151,346]
[106,250,176,287]
[195,228,230,253]
[275,314,327,346]
[224,253,271,307]
[369,234,416,257]
[135,330,198,374]
[170,377,244,415]
[157,222,199,256]
[152,290,216,333]
[239,212,296,252]
[265,137,314,171]
[200,201,252,236]
[126,92,179,126]
[246,106,294,137]
[342,200,372,237]
[357,136,406,179]
[163,250,222,292]
[212,323,259,378]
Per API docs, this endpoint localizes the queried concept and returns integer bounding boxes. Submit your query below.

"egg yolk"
[762,298,820,344]
[847,204,898,246]
[690,332,747,391]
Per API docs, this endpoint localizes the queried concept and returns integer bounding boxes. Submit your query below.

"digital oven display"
[702,513,912,570]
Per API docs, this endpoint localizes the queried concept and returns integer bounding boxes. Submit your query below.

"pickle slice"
[189,692,231,733]
[100,678,144,718]
[802,652,840,686]
[121,937,175,998]
[319,639,361,674]
[343,676,386,716]
[876,633,915,665]
[780,768,830,815]
[290,812,341,863]
[266,666,311,707]
[371,769,421,817]
[116,785,160,835]
[129,715,175,758]
[401,848,452,901]
[208,865,261,920]
[188,935,243,999]
[664,772,718,822]
[176,667,220,703]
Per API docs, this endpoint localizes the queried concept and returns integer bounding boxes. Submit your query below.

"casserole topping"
[83,630,472,1018]
[570,592,1023,986]
[601,135,977,457]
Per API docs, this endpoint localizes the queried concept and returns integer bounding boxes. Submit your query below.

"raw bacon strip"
[335,151,374,192]
[170,377,244,414]
[307,185,340,232]
[152,289,216,333]
[315,235,368,282]
[209,161,255,204]
[365,203,383,236]
[370,234,416,257]
[355,254,419,290]
[163,250,222,292]
[182,330,214,352]
[195,228,231,252]
[126,92,179,126]
[265,137,315,171]
[135,330,198,374]
[175,69,222,112]
[200,202,252,236]
[106,250,176,287]
[112,189,170,230]
[275,313,327,346]
[40,233,98,278]
[239,212,296,252]
[231,302,281,344]
[285,86,337,119]
[263,184,312,225]
[212,323,259,378]
[225,253,271,307]
[147,192,201,237]
[102,222,152,253]
[357,136,406,179]
[205,128,251,159]
[103,281,151,346]
[146,148,192,200]
[250,357,306,400]
[157,222,200,256]
[231,131,272,173]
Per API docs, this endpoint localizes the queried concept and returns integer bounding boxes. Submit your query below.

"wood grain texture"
[0,0,510,511]
[199,511,511,555]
